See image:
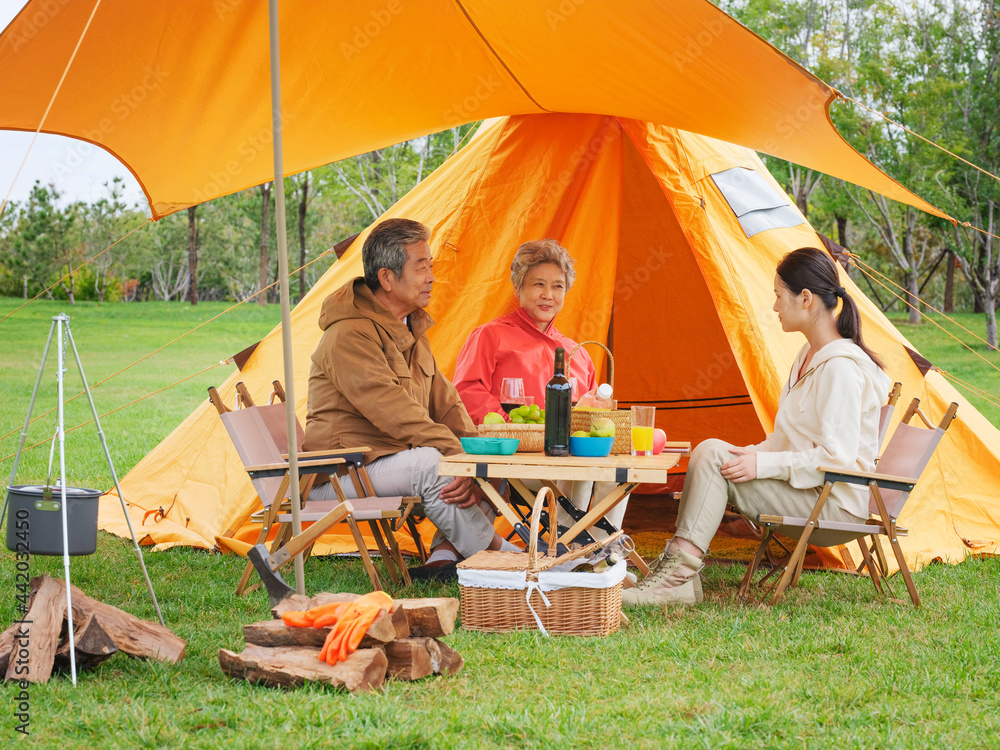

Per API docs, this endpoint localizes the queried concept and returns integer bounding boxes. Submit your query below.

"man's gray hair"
[362,218,430,292]
[510,239,576,292]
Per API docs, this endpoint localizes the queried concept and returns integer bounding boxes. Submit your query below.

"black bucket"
[5,485,100,556]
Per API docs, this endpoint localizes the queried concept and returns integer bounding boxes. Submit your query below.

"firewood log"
[4,575,65,683]
[219,644,387,692]
[53,614,118,673]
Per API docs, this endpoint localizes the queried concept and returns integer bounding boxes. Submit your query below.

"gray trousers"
[310,446,496,559]
[675,439,865,553]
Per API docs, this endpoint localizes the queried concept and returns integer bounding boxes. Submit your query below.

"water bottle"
[575,383,614,410]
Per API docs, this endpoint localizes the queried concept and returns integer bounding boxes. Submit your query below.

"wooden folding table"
[439,446,689,573]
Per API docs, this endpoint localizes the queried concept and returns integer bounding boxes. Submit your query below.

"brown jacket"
[303,277,476,463]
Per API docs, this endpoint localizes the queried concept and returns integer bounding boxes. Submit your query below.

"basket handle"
[567,340,614,389]
[527,486,559,570]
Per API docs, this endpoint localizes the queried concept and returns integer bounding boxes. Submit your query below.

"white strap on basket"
[524,580,553,636]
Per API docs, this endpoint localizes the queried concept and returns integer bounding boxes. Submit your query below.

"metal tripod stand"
[2,314,163,685]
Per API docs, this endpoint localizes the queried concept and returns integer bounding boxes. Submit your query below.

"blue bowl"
[569,435,614,457]
[460,436,520,455]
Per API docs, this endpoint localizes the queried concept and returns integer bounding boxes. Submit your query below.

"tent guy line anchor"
[1,314,164,685]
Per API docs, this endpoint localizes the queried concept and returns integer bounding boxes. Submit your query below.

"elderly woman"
[454,239,628,531]
[454,239,597,421]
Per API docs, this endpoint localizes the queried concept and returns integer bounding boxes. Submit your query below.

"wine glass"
[499,378,526,414]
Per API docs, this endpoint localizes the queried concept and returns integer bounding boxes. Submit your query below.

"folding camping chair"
[754,380,904,567]
[209,381,420,593]
[737,396,958,608]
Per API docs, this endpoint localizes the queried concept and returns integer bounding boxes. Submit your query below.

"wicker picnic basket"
[567,341,633,454]
[477,422,544,452]
[457,487,625,637]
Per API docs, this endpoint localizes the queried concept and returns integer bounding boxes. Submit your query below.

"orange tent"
[0,0,947,221]
[100,114,1000,570]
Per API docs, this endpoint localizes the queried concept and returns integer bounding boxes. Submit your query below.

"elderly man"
[304,218,519,580]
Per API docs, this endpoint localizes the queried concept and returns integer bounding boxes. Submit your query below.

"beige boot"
[621,547,704,606]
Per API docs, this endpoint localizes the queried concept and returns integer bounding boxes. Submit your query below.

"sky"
[0,1,147,211]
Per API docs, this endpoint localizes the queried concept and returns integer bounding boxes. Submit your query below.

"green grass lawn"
[1,299,999,749]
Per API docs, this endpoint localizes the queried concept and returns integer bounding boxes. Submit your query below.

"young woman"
[624,247,892,605]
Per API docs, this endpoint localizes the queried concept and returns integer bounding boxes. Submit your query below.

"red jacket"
[453,307,597,424]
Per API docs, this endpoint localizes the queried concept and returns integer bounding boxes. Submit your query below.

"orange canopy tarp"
[0,0,948,221]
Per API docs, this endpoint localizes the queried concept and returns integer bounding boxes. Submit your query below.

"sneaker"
[408,560,458,582]
[621,547,704,606]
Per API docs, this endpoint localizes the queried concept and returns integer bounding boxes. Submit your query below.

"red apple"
[652,428,667,455]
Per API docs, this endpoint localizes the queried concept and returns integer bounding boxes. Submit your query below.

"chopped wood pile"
[219,592,463,692]
[1,575,186,684]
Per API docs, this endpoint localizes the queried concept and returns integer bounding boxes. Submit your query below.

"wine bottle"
[544,347,572,456]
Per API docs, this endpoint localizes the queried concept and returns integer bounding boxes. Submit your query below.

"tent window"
[710,167,804,238]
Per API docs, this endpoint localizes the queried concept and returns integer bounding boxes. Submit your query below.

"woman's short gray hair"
[510,239,576,292]
[362,218,430,292]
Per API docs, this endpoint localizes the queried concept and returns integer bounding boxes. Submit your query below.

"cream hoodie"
[754,338,892,519]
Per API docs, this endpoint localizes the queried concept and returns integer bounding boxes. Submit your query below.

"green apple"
[483,412,506,425]
[571,430,590,437]
[590,418,616,438]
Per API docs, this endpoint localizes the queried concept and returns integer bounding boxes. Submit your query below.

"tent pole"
[268,0,304,595]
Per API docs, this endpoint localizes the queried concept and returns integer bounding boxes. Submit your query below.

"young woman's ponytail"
[776,248,885,369]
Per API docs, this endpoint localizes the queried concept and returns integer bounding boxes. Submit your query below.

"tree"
[83,178,130,302]
[13,182,80,303]
[944,0,1000,347]
[187,205,199,305]
[257,182,272,306]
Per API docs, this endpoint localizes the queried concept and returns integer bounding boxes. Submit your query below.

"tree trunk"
[62,267,76,305]
[187,206,199,305]
[297,173,309,303]
[902,217,920,324]
[944,249,955,313]
[985,291,998,350]
[22,275,28,299]
[906,269,920,324]
[836,214,848,248]
[258,183,271,307]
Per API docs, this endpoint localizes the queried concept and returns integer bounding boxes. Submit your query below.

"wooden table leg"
[557,483,634,547]
[477,478,523,531]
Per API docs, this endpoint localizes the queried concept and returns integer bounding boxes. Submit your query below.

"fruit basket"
[567,341,633,454]
[477,423,544,452]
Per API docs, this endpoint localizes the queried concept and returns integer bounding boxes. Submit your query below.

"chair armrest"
[246,457,345,474]
[817,465,917,491]
[282,446,372,460]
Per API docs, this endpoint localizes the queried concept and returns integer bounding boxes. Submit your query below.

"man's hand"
[440,476,484,509]
[720,446,757,483]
